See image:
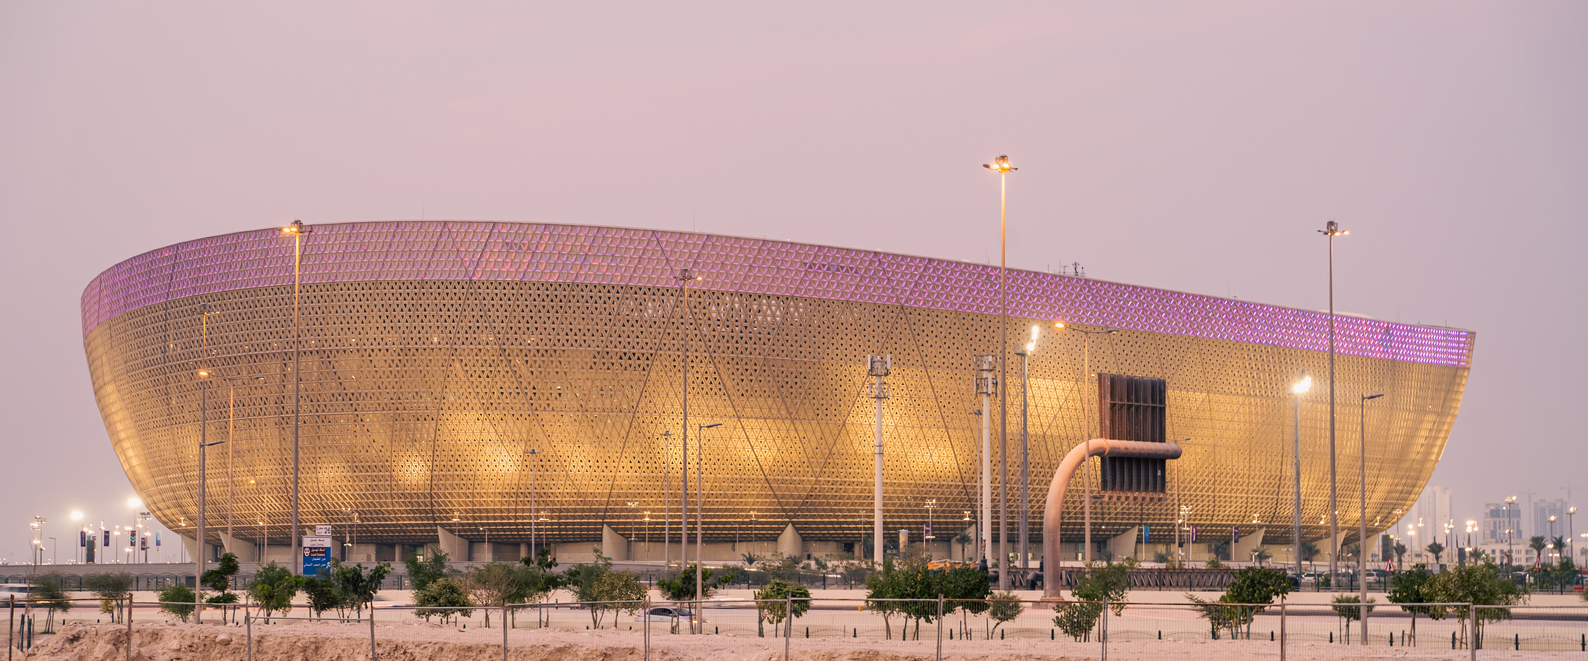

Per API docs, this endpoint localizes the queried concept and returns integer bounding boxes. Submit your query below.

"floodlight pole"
[1320,221,1348,588]
[869,355,891,567]
[1292,371,1310,578]
[975,356,996,568]
[280,220,309,576]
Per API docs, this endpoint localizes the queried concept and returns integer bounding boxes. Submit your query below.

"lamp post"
[1568,506,1577,566]
[218,374,266,556]
[925,500,937,544]
[868,354,890,567]
[974,355,996,568]
[1292,371,1312,578]
[984,154,1016,590]
[280,219,310,575]
[526,448,539,561]
[1505,496,1517,575]
[1055,321,1118,564]
[1549,515,1558,565]
[1358,391,1382,638]
[676,268,701,583]
[1014,325,1039,576]
[1319,221,1349,588]
[194,368,227,623]
[661,431,671,568]
[695,422,721,629]
[627,502,639,560]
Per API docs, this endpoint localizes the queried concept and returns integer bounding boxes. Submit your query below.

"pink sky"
[2,1,1584,560]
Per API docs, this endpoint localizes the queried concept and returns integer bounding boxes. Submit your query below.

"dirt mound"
[23,622,1104,661]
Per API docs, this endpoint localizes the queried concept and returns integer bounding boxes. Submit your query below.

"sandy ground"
[18,620,1584,661]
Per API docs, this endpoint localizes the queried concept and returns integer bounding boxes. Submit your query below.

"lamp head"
[1364,393,1384,401]
[1053,321,1065,330]
[280,220,306,236]
[1320,220,1349,237]
[982,155,1016,173]
[1292,372,1312,395]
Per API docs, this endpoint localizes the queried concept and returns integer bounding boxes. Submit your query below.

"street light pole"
[661,431,671,569]
[984,154,1016,590]
[975,355,996,567]
[223,375,265,557]
[527,449,538,561]
[1320,221,1348,588]
[1016,325,1038,577]
[1292,371,1312,578]
[1055,322,1118,565]
[676,268,700,582]
[280,219,309,575]
[868,355,890,567]
[695,422,720,632]
[1358,392,1382,643]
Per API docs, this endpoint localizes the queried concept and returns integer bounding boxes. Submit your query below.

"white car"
[0,585,33,602]
[633,606,704,623]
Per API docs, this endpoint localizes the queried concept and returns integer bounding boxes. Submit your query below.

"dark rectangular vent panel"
[1097,373,1167,493]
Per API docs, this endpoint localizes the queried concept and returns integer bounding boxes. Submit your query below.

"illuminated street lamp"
[1319,221,1350,588]
[1569,506,1577,565]
[1357,390,1382,637]
[1292,371,1311,577]
[694,421,722,627]
[194,367,227,623]
[984,154,1016,590]
[1054,321,1118,565]
[1013,325,1039,576]
[280,219,310,575]
[220,374,267,554]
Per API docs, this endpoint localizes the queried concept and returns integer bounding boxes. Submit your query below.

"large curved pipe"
[1042,438,1183,599]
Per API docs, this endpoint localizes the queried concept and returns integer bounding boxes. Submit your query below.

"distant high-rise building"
[1480,502,1520,545]
[1534,499,1567,542]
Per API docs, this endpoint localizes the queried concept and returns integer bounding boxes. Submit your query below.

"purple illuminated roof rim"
[80,220,1474,367]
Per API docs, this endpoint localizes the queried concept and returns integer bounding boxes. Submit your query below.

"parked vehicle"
[634,606,704,624]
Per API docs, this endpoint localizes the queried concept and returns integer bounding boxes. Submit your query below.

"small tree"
[83,572,134,623]
[403,547,450,592]
[1429,560,1524,648]
[1528,537,1547,566]
[865,559,905,639]
[462,562,520,628]
[589,571,647,629]
[1299,541,1320,572]
[937,564,990,639]
[1388,565,1441,644]
[413,577,471,623]
[301,576,343,620]
[202,552,243,623]
[755,580,811,637]
[158,584,197,623]
[953,531,973,561]
[330,560,392,620]
[1052,563,1128,641]
[657,564,720,602]
[1426,541,1446,565]
[1331,594,1375,642]
[987,591,1023,635]
[248,562,301,624]
[1186,565,1290,639]
[29,573,71,633]
[1393,541,1408,568]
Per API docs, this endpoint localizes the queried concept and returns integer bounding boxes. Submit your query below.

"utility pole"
[975,355,996,568]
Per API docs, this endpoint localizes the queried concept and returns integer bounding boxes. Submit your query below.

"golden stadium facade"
[81,221,1473,562]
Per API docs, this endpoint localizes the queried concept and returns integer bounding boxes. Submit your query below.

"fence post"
[125,594,132,661]
[371,606,379,661]
[8,594,13,661]
[501,606,508,661]
[643,598,650,661]
[1100,596,1108,661]
[245,614,252,661]
[1468,604,1476,661]
[1279,597,1286,661]
[784,594,791,661]
[936,594,944,661]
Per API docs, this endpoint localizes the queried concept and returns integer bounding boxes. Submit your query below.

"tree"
[588,571,647,629]
[954,531,973,561]
[330,560,392,620]
[987,591,1023,635]
[462,562,523,628]
[657,565,720,602]
[404,548,451,592]
[1204,555,1226,570]
[202,552,243,623]
[413,577,471,623]
[29,573,70,633]
[1186,565,1291,639]
[520,545,558,570]
[936,564,990,639]
[1299,541,1320,572]
[1393,541,1408,568]
[83,572,134,623]
[755,580,812,637]
[1550,537,1567,567]
[1052,563,1128,641]
[1528,536,1547,566]
[1426,541,1446,565]
[1387,565,1441,644]
[564,546,615,625]
[865,559,905,639]
[158,584,197,623]
[301,576,343,620]
[1330,594,1375,642]
[1209,540,1232,561]
[740,552,761,568]
[1429,560,1525,649]
[248,562,302,624]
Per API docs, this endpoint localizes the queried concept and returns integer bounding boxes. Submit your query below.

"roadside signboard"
[302,535,333,576]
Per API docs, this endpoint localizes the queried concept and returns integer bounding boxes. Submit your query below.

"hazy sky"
[3,2,1584,563]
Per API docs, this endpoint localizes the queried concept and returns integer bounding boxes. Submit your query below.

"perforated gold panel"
[81,222,1471,548]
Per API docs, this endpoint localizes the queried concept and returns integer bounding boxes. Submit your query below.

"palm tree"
[1550,537,1566,566]
[1529,536,1548,567]
[953,531,973,562]
[1300,540,1320,573]
[741,552,761,568]
[1425,541,1444,565]
[1392,542,1407,568]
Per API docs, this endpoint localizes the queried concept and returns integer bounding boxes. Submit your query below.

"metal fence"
[7,594,1587,661]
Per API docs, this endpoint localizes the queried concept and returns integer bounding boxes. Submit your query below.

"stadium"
[81,221,1473,567]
